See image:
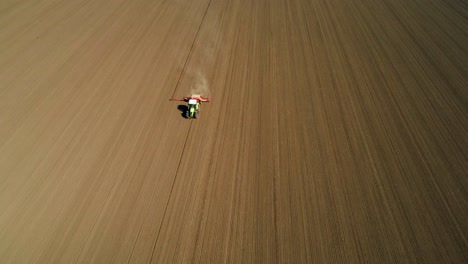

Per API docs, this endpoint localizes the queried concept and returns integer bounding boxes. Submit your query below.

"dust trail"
[190,71,210,97]
[185,0,226,99]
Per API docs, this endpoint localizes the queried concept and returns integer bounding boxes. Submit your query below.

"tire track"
[149,0,212,262]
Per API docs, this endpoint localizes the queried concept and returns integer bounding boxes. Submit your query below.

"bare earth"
[0,0,467,263]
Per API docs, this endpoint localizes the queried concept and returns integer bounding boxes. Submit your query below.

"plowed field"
[0,0,467,263]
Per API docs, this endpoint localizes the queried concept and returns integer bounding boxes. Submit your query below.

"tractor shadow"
[177,104,188,119]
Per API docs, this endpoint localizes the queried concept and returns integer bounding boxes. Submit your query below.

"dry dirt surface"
[0,0,467,263]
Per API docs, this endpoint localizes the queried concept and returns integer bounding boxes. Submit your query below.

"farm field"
[0,0,466,262]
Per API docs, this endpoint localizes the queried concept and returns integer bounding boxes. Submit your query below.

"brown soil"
[0,0,466,263]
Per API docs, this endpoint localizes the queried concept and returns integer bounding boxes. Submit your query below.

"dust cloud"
[186,16,222,98]
[190,71,210,97]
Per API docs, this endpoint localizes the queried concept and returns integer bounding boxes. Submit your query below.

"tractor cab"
[188,99,198,106]
[188,99,199,118]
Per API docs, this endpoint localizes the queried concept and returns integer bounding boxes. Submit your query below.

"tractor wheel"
[194,112,198,119]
